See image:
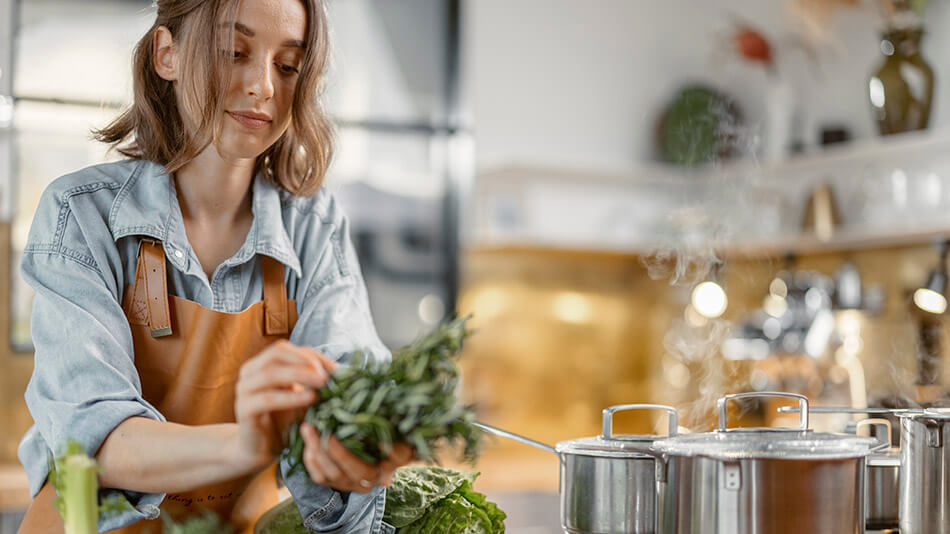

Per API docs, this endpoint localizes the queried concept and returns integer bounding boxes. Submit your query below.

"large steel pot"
[475,404,678,534]
[651,392,877,534]
[856,419,899,530]
[898,408,950,534]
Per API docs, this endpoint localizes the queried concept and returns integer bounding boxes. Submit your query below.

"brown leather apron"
[20,239,298,533]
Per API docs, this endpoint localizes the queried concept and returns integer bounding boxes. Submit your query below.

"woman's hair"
[94,0,334,197]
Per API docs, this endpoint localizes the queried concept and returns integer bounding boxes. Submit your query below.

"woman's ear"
[153,26,178,81]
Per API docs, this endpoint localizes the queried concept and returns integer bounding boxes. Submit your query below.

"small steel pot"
[652,392,877,534]
[476,404,678,534]
[898,408,950,534]
[856,419,899,530]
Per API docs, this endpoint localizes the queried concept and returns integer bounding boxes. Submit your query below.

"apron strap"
[261,255,290,336]
[131,239,173,338]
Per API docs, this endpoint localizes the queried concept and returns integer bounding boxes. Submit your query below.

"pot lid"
[900,407,950,421]
[651,392,878,460]
[651,429,876,460]
[555,434,657,458]
[556,404,679,458]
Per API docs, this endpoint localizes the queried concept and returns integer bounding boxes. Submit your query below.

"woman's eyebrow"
[223,21,306,49]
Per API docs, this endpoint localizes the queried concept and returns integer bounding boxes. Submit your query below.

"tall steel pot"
[476,404,678,534]
[651,392,877,534]
[898,408,950,534]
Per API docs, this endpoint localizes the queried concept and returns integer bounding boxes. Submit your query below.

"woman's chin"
[214,138,269,163]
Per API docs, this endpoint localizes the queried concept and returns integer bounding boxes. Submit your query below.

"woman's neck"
[173,146,257,279]
[174,146,255,225]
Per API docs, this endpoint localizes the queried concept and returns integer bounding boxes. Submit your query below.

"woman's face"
[214,0,306,161]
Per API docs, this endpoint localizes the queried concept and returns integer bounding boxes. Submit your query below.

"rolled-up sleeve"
[283,209,394,533]
[18,249,166,531]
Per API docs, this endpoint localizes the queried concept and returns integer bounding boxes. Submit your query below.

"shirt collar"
[109,160,302,277]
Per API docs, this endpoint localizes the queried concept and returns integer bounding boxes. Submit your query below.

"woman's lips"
[227,111,271,130]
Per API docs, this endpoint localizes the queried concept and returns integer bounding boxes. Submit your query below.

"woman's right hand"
[233,340,337,470]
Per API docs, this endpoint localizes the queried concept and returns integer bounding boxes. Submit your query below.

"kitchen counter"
[0,464,29,513]
[0,464,28,534]
[483,491,560,534]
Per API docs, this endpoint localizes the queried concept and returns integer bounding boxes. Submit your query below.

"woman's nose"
[247,58,275,101]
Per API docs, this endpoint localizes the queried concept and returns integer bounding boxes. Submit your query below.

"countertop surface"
[0,464,29,512]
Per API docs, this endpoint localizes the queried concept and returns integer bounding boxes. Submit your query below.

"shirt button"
[174,250,184,259]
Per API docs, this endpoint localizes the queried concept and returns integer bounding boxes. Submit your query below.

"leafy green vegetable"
[49,440,135,534]
[253,498,308,534]
[282,316,480,469]
[161,510,233,534]
[384,467,505,534]
[256,466,506,534]
[383,467,478,528]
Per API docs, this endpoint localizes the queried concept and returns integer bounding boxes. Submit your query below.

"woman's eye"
[278,64,300,75]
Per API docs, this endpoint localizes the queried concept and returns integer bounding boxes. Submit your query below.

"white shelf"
[470,129,950,257]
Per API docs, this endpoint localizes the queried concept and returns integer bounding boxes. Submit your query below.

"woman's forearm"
[95,417,268,494]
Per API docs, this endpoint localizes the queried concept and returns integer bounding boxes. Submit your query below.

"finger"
[388,443,415,465]
[241,344,328,386]
[377,461,404,484]
[262,341,328,372]
[325,437,378,484]
[237,364,326,395]
[378,468,395,487]
[237,389,315,420]
[377,443,413,469]
[301,424,346,484]
[317,352,339,373]
[301,431,326,484]
[289,344,339,376]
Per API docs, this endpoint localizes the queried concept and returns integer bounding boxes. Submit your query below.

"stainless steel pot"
[651,392,877,534]
[898,408,950,534]
[475,404,678,534]
[856,419,899,530]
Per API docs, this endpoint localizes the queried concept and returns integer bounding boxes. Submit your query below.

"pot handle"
[472,421,558,455]
[602,404,678,439]
[718,392,808,431]
[856,418,892,449]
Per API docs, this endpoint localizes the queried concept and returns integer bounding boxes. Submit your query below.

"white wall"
[463,0,950,174]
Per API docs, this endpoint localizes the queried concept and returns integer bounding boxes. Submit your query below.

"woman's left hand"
[299,423,414,493]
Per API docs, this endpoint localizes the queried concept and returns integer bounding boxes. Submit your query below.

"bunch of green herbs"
[282,316,480,469]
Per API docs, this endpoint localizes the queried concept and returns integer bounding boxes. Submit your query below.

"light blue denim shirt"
[18,159,395,533]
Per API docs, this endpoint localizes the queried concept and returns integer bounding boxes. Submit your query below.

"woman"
[17,0,411,532]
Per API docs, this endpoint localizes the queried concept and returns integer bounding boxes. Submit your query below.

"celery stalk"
[60,454,99,534]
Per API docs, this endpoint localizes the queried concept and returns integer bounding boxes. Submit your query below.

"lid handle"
[602,404,678,440]
[856,418,893,449]
[718,392,808,431]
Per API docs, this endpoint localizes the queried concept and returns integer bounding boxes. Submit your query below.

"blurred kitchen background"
[2,0,950,532]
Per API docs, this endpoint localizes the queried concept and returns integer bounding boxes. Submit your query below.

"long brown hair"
[94,0,334,197]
